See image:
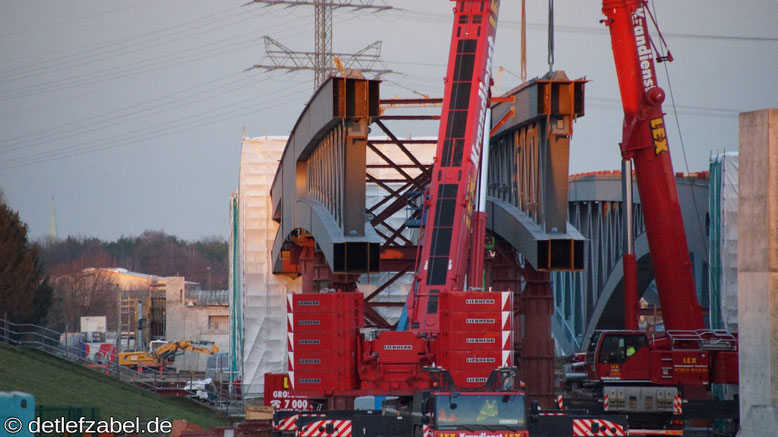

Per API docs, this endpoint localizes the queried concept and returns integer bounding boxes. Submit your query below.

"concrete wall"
[737,109,778,436]
[165,276,228,372]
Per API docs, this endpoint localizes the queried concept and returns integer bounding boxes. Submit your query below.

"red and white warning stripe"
[672,395,682,415]
[502,311,512,330]
[502,350,513,367]
[274,414,327,431]
[274,415,298,431]
[603,394,609,411]
[287,330,296,388]
[557,394,564,410]
[501,291,512,311]
[298,419,352,437]
[502,330,512,350]
[539,412,565,416]
[572,419,626,436]
[422,424,433,437]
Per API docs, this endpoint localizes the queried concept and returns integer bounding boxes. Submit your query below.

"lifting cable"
[547,0,555,73]
[649,0,709,262]
[520,0,527,82]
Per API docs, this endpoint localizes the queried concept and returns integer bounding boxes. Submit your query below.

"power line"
[1,80,293,159]
[0,5,246,76]
[0,41,255,102]
[650,0,710,265]
[0,15,259,84]
[0,0,160,41]
[585,97,742,118]
[0,83,312,169]
[398,9,778,43]
[246,0,394,90]
[0,74,257,153]
[0,8,338,158]
[0,11,319,102]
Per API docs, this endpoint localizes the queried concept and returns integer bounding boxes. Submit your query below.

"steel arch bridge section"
[484,71,586,409]
[270,76,383,277]
[552,173,710,355]
[268,76,438,327]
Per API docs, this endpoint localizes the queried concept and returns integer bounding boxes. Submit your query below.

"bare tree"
[51,269,116,331]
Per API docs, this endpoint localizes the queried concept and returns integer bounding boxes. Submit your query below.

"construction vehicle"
[118,340,219,369]
[563,0,740,433]
[280,1,635,436]
[281,1,540,436]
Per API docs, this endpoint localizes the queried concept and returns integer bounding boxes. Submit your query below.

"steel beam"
[486,71,586,272]
[271,76,382,275]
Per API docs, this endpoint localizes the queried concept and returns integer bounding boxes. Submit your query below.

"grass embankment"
[0,345,227,427]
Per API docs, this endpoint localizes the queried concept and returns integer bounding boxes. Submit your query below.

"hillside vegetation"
[0,345,227,427]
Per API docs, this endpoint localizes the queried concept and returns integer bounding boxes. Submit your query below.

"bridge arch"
[552,173,710,354]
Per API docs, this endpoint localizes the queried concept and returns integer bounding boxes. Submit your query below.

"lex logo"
[683,357,697,364]
[488,0,500,29]
[650,118,668,155]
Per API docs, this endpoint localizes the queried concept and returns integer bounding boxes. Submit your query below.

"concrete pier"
[737,109,778,436]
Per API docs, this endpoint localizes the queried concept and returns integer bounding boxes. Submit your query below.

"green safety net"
[230,195,242,386]
[708,156,723,330]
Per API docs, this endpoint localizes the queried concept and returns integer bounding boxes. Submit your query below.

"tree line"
[1,191,229,327]
[40,231,229,290]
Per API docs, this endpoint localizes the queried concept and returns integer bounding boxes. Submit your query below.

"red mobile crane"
[572,0,740,432]
[284,1,533,436]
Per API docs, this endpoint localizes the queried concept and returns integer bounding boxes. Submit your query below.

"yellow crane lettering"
[650,118,669,155]
[489,0,499,28]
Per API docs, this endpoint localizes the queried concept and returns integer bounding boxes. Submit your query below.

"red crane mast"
[602,0,704,330]
[406,0,500,337]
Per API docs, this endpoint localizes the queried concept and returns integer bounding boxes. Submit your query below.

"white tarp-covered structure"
[230,135,436,397]
[709,152,739,332]
[231,137,301,398]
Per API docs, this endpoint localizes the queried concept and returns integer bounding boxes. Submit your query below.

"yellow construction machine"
[118,340,219,368]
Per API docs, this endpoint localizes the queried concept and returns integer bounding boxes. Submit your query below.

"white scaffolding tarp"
[236,137,301,398]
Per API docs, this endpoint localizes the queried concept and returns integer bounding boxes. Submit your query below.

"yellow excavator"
[118,340,219,368]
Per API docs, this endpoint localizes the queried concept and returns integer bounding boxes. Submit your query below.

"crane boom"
[406,0,500,336]
[602,0,704,330]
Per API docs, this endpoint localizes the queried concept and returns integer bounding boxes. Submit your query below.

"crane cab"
[586,330,650,382]
[586,330,735,387]
[412,390,529,437]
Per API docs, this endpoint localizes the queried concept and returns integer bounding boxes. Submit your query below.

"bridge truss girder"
[552,174,711,355]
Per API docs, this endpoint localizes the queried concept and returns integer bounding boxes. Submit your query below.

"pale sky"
[1,0,776,241]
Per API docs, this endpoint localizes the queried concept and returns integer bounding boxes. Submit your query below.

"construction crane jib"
[602,0,703,330]
[406,0,500,337]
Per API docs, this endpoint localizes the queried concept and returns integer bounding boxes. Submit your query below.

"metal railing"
[0,319,242,412]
